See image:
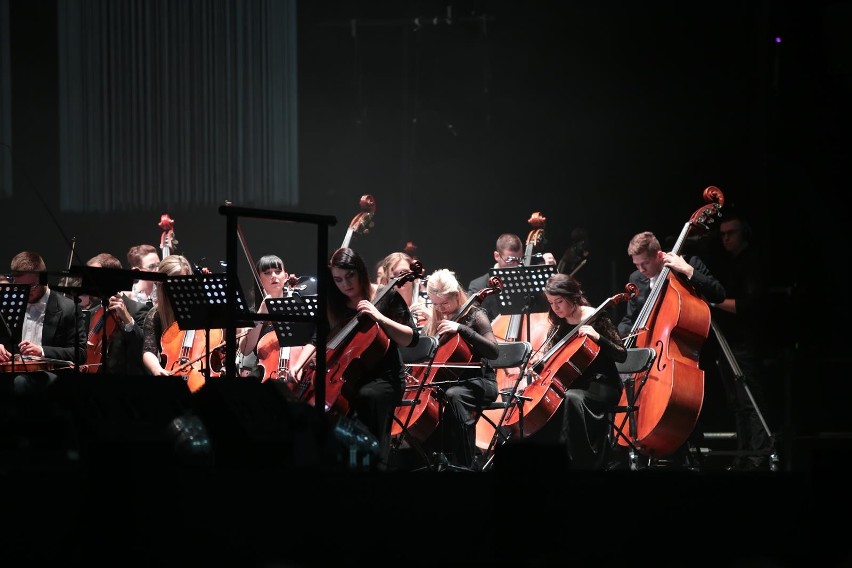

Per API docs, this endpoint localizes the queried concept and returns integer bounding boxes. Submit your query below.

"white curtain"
[57,0,298,212]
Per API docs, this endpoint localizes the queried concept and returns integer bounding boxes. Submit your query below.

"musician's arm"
[460,309,499,360]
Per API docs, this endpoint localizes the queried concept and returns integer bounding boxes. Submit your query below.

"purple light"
[775,36,782,44]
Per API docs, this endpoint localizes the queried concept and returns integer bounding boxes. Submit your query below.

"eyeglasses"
[143,263,160,271]
[499,254,521,265]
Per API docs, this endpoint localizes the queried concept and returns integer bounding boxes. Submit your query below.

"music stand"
[0,283,29,371]
[490,265,555,342]
[264,296,318,347]
[164,274,253,382]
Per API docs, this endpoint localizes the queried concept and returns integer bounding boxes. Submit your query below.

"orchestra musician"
[537,273,627,470]
[617,230,725,465]
[141,254,193,376]
[425,268,499,470]
[290,247,420,470]
[376,251,431,328]
[237,254,302,381]
[126,243,161,305]
[79,253,151,376]
[618,231,726,338]
[466,233,524,321]
[0,251,87,394]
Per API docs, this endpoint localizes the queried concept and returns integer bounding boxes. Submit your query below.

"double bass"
[477,212,552,449]
[618,186,725,457]
[391,276,503,442]
[498,283,637,439]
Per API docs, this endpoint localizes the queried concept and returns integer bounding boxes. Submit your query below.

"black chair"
[389,336,440,469]
[476,341,534,472]
[608,346,656,470]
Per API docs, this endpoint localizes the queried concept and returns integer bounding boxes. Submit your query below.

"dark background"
[1,1,847,440]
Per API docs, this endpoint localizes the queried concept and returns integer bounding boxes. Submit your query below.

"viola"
[617,186,725,457]
[392,276,503,442]
[478,211,552,450]
[160,322,225,393]
[496,283,637,440]
[302,260,425,415]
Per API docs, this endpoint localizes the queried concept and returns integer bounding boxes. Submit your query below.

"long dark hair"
[544,273,590,328]
[327,247,371,325]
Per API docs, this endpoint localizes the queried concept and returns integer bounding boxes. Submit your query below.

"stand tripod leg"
[739,377,780,472]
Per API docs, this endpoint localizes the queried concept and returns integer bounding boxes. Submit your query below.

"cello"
[618,186,725,457]
[392,276,503,442]
[478,212,552,449]
[303,260,425,415]
[160,322,225,393]
[498,283,637,439]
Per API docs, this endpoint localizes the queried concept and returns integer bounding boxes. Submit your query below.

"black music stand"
[490,265,555,341]
[264,296,318,348]
[0,283,29,371]
[164,274,253,382]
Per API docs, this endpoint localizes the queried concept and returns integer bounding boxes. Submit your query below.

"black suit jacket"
[467,272,501,322]
[41,290,88,365]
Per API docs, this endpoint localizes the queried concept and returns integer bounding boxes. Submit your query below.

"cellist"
[424,268,499,470]
[141,254,192,376]
[536,273,627,470]
[290,247,420,470]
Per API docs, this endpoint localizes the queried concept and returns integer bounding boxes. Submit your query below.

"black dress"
[543,311,626,470]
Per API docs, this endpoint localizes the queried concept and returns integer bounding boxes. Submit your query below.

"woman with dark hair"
[237,254,306,383]
[292,247,419,469]
[540,273,627,470]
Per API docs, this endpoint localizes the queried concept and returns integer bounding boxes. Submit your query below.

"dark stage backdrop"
[0,2,845,433]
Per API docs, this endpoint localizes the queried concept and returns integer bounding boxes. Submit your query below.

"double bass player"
[617,230,725,466]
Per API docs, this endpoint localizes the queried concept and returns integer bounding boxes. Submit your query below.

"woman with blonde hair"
[425,268,499,470]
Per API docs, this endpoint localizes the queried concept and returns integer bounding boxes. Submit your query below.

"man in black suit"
[0,251,87,392]
[466,233,524,321]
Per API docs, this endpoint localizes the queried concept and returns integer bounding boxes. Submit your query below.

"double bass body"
[627,274,708,457]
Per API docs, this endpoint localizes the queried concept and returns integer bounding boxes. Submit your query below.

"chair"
[389,336,440,469]
[608,346,656,470]
[476,341,534,472]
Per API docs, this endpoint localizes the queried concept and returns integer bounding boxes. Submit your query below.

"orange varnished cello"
[618,186,725,457]
[476,212,552,449]
[495,283,637,440]
[160,322,225,393]
[391,276,503,442]
[303,261,424,416]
